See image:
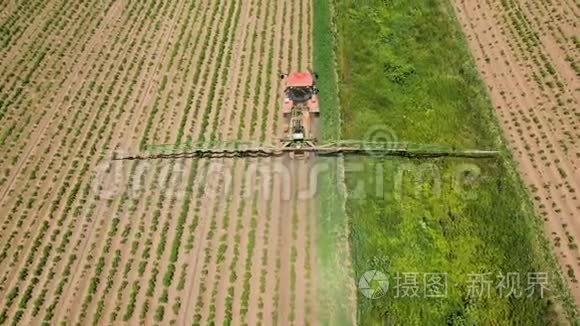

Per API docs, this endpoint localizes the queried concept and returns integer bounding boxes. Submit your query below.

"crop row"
[40,1,165,321]
[0,0,315,324]
[73,0,199,323]
[0,0,111,165]
[0,0,134,316]
[0,0,171,323]
[100,0,237,323]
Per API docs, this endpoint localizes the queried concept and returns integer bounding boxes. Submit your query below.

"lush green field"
[323,0,577,324]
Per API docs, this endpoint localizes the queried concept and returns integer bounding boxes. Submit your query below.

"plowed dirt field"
[0,0,338,324]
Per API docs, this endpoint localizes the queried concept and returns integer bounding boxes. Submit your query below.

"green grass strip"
[335,0,579,324]
[314,1,355,325]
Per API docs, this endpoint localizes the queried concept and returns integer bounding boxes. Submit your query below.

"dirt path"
[453,0,580,303]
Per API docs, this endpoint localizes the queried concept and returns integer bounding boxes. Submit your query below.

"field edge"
[442,1,580,322]
[313,0,357,325]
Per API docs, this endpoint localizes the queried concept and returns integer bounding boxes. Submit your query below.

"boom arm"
[114,140,499,161]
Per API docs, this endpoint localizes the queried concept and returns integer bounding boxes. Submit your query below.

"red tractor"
[279,71,320,159]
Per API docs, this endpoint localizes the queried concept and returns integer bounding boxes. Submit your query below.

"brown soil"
[0,0,337,324]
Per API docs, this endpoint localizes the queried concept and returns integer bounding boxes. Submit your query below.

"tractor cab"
[281,71,320,115]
